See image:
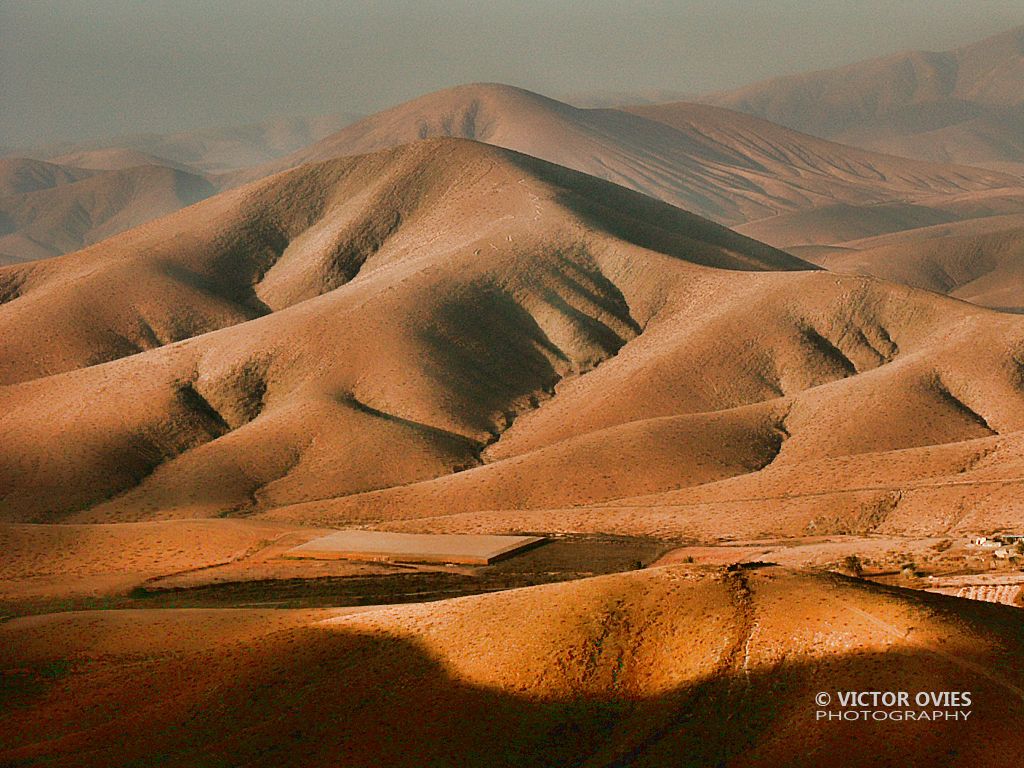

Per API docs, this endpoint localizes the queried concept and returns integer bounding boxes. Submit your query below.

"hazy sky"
[2,0,1022,147]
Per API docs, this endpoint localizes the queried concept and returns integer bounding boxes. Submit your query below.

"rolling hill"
[4,18,1024,768]
[0,160,215,264]
[9,113,361,175]
[0,138,811,521]
[810,223,1024,312]
[48,147,195,172]
[3,138,1024,539]
[0,115,367,263]
[703,25,1024,172]
[2,565,1021,767]
[254,83,1022,229]
[0,157,95,196]
[0,137,798,386]
[7,84,1024,266]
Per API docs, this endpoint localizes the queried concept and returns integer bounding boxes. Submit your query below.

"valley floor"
[2,517,1022,766]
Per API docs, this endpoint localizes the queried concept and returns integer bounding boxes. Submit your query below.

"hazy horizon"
[2,0,1022,147]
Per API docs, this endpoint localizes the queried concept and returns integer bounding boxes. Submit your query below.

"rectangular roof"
[288,530,545,565]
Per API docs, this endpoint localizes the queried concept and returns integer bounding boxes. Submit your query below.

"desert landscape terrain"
[703,25,1024,173]
[2,13,1024,767]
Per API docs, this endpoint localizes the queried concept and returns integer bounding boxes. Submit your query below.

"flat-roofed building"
[288,530,545,565]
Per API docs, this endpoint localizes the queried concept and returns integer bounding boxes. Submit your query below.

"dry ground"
[2,565,1022,767]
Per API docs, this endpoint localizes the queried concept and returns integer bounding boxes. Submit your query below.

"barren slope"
[268,271,1024,535]
[0,163,215,264]
[0,137,796,385]
[1,566,1021,767]
[0,115,364,263]
[0,138,805,521]
[0,518,305,601]
[5,139,1024,532]
[258,83,1020,227]
[704,25,1024,170]
[733,187,1024,249]
[9,85,1023,267]
[628,99,1024,250]
[812,224,1024,312]
[4,140,1024,537]
[11,114,360,174]
[733,202,960,248]
[49,147,194,172]
[0,158,95,196]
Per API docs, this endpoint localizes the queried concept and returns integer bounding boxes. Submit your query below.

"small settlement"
[970,533,1024,560]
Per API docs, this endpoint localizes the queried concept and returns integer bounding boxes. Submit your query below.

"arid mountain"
[12,114,361,175]
[0,138,799,383]
[0,138,807,520]
[734,202,961,248]
[809,223,1024,312]
[704,25,1024,172]
[48,147,195,172]
[266,262,1024,540]
[862,105,1024,173]
[3,139,1024,539]
[255,83,1022,227]
[737,187,1024,249]
[4,16,1024,768]
[755,206,1024,314]
[0,158,95,196]
[0,117,367,263]
[2,566,1021,767]
[561,87,695,108]
[8,86,1023,266]
[0,161,215,264]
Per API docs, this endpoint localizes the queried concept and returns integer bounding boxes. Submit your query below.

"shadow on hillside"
[1,610,1022,768]
[500,148,814,273]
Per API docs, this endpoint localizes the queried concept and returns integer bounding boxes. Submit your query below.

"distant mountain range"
[4,25,1022,268]
[703,25,1024,173]
[4,114,362,174]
